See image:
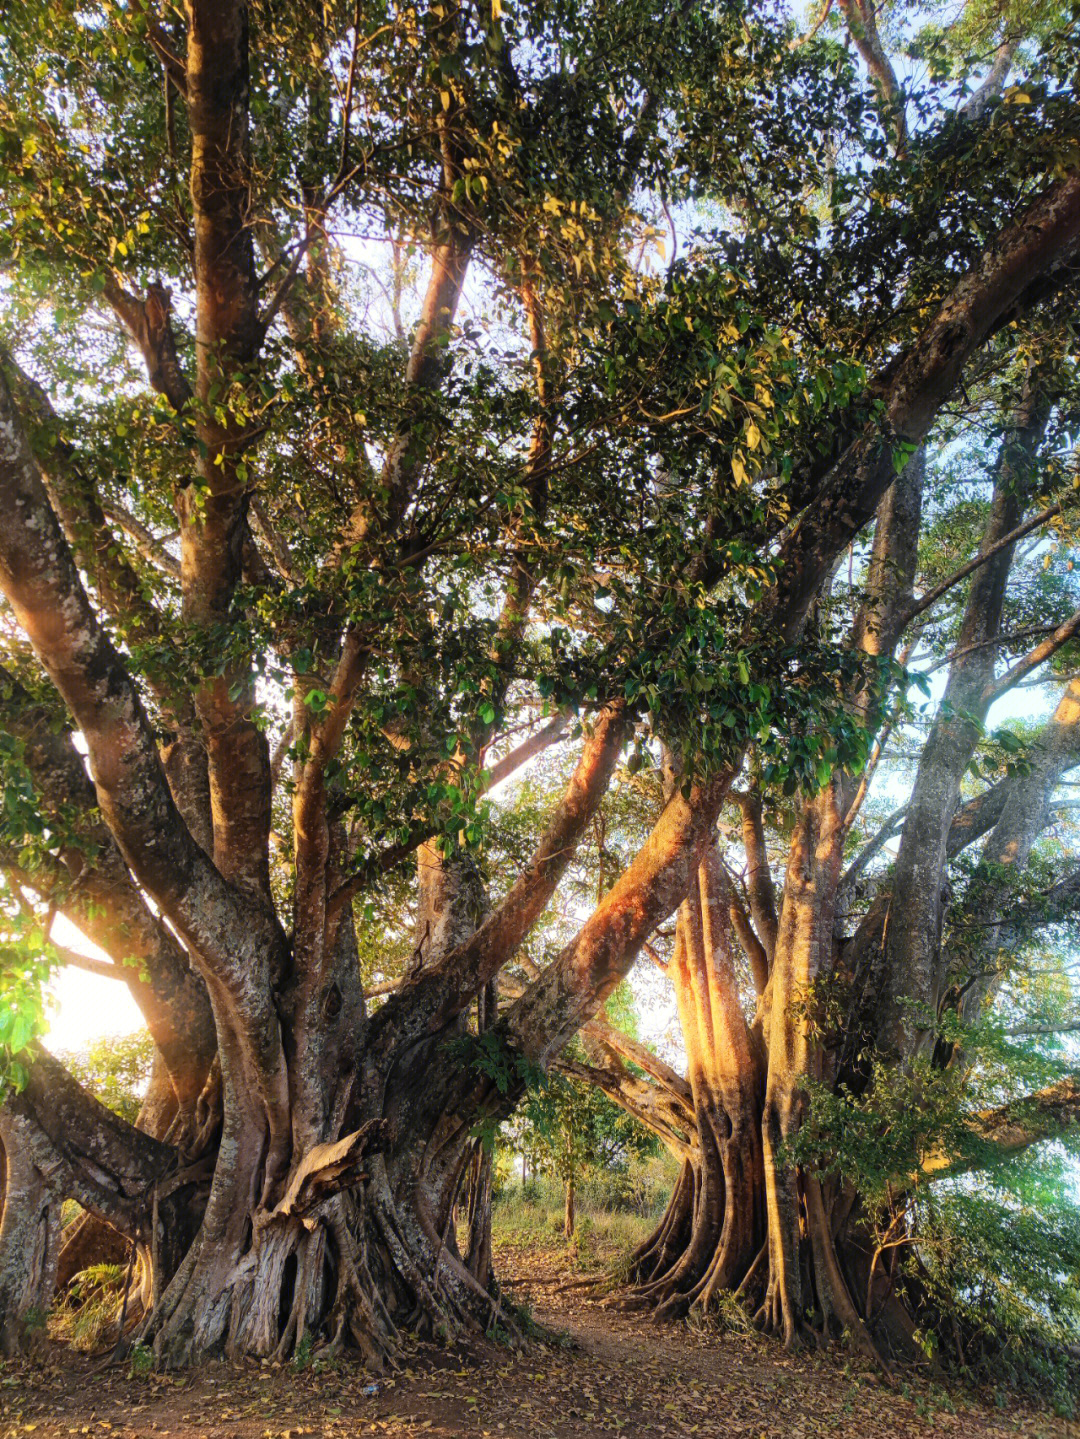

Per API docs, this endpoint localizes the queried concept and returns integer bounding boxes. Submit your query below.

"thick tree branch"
[555,1053,697,1160]
[103,277,193,414]
[484,713,569,791]
[0,663,215,1107]
[371,703,630,1050]
[50,943,125,983]
[2,360,213,846]
[921,1073,1080,1178]
[765,170,1080,643]
[736,790,779,967]
[9,1047,177,1238]
[505,767,734,1066]
[960,37,1019,121]
[581,1016,693,1105]
[5,357,177,635]
[1005,1019,1080,1038]
[176,0,274,905]
[0,362,290,1095]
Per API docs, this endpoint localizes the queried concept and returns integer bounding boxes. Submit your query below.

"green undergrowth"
[491,1176,661,1270]
[49,1263,126,1352]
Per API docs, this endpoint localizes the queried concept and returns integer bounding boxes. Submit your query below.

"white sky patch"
[43,913,144,1052]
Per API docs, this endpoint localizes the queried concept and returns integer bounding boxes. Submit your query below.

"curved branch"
[765,169,1080,643]
[2,357,212,849]
[555,1053,696,1161]
[0,665,215,1107]
[922,1073,1080,1178]
[0,358,291,1053]
[8,1048,177,1238]
[371,702,630,1051]
[99,498,181,580]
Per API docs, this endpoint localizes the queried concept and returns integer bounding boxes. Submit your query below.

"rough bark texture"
[0,1112,62,1357]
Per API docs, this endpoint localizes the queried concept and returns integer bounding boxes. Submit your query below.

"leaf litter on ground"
[0,1238,1071,1439]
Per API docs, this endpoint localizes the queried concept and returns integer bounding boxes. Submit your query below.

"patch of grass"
[50,1262,126,1353]
[686,1287,753,1337]
[492,1178,656,1267]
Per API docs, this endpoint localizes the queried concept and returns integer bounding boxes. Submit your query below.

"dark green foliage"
[789,1013,1080,1399]
[450,1027,547,1099]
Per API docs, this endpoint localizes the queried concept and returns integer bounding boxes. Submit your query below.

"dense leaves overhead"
[4,0,1076,863]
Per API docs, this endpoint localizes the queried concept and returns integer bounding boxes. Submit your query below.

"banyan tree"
[1,0,1080,1367]
[569,469,1080,1352]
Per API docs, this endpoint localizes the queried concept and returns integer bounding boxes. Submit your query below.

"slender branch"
[1005,1020,1080,1037]
[484,713,569,791]
[642,940,670,974]
[131,0,187,96]
[51,944,126,983]
[837,0,907,152]
[902,502,1062,627]
[790,0,833,48]
[983,607,1080,703]
[327,714,572,915]
[250,494,300,584]
[99,498,181,580]
[841,805,907,895]
[256,12,389,340]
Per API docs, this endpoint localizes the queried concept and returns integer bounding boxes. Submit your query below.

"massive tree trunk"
[610,793,873,1351]
[624,846,764,1318]
[0,1111,62,1357]
[587,725,1080,1356]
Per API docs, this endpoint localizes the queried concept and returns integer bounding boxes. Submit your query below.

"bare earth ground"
[1,1240,1075,1439]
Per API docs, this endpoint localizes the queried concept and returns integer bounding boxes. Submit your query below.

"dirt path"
[0,1243,1072,1439]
